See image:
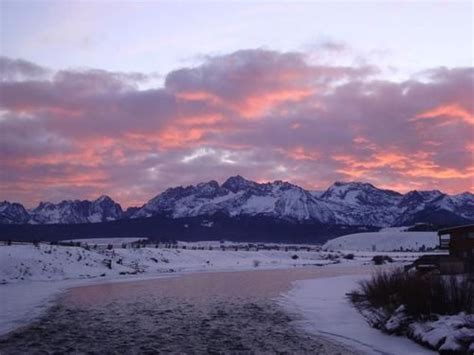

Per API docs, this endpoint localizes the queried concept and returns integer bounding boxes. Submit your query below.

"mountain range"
[1,176,473,227]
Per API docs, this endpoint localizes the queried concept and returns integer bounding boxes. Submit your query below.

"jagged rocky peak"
[92,195,122,210]
[95,195,114,203]
[271,180,298,191]
[455,191,474,200]
[222,175,256,193]
[194,180,223,198]
[0,201,30,224]
[2,177,473,226]
[90,195,123,220]
[399,190,443,205]
[158,180,223,200]
[27,196,124,224]
[320,181,403,208]
[34,201,54,210]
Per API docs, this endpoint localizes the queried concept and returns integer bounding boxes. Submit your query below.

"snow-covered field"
[0,240,404,336]
[0,236,463,353]
[0,243,336,285]
[323,230,439,252]
[0,241,341,336]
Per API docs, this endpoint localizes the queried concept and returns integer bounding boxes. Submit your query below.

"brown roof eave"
[438,224,474,236]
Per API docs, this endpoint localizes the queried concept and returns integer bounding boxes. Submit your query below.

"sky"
[0,0,473,208]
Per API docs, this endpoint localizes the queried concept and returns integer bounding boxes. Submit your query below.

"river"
[0,266,371,354]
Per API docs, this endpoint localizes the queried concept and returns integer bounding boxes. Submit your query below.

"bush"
[349,268,474,318]
[372,255,393,265]
[344,253,355,260]
[291,254,299,260]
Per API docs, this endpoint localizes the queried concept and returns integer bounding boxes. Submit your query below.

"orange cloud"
[237,89,313,119]
[176,91,223,105]
[405,166,473,180]
[413,104,474,125]
[176,88,313,119]
[158,127,206,148]
[5,170,109,189]
[180,114,223,126]
[334,152,408,170]
[287,147,320,161]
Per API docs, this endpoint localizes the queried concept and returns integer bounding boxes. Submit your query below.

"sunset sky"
[0,0,473,208]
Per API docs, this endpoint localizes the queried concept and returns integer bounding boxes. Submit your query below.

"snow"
[210,191,240,204]
[241,195,277,214]
[0,242,340,335]
[0,280,65,335]
[0,241,465,354]
[279,275,434,354]
[87,213,102,223]
[323,231,439,252]
[409,314,474,352]
[0,244,131,282]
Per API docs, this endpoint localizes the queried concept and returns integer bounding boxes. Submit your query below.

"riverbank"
[0,242,423,336]
[0,242,441,354]
[279,275,434,354]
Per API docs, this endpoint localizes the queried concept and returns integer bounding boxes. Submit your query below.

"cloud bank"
[0,50,472,207]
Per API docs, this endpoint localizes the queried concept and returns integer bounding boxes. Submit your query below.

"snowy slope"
[0,244,130,281]
[323,231,439,252]
[0,243,336,284]
[320,182,403,226]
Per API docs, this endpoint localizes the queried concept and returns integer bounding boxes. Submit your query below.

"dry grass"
[350,268,474,318]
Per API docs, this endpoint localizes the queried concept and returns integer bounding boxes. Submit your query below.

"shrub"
[349,268,474,318]
[372,255,393,265]
[291,254,299,260]
[344,253,355,260]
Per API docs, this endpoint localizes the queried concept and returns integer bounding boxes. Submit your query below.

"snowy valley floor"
[0,242,447,353]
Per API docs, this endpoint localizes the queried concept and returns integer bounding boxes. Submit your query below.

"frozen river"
[0,266,371,354]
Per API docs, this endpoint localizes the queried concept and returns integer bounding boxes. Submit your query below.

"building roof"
[438,224,474,236]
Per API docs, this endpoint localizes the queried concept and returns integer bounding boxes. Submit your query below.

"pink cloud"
[0,53,472,207]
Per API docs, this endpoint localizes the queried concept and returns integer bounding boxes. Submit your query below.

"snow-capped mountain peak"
[133,176,335,222]
[321,181,402,206]
[1,177,472,226]
[0,201,30,224]
[24,196,124,224]
[222,175,257,193]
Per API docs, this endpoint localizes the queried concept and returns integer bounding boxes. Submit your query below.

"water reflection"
[64,265,372,306]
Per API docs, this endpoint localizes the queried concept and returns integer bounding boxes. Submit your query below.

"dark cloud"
[0,57,50,81]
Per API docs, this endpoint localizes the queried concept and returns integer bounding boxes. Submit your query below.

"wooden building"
[438,224,474,274]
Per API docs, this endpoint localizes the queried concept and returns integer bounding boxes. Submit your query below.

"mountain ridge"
[1,176,473,227]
